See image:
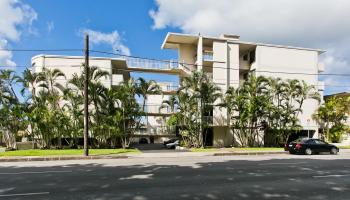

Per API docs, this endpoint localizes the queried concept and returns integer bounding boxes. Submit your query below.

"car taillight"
[295,143,302,149]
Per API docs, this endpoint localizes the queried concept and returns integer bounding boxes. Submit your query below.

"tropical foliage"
[1,66,322,149]
[313,96,350,142]
[0,67,153,149]
[225,74,320,147]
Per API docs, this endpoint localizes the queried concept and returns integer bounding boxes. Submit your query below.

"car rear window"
[293,138,309,143]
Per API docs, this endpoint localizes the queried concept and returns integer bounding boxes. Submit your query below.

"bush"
[329,124,349,143]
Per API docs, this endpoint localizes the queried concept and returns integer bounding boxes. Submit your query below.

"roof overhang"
[161,32,200,49]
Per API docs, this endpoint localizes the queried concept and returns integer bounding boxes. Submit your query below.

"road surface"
[1,153,350,199]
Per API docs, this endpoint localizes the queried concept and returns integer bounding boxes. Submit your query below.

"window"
[315,140,327,144]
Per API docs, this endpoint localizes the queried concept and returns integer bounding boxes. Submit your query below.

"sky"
[1,0,350,95]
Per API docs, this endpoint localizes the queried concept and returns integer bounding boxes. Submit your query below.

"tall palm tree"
[38,67,66,95]
[178,71,222,147]
[136,77,161,112]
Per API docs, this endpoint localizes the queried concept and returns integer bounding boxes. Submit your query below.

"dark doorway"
[204,127,214,147]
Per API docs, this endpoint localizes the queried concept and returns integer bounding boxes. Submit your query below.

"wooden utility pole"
[83,34,89,156]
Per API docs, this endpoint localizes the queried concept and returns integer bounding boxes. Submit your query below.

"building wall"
[211,41,240,146]
[213,126,232,147]
[31,55,114,89]
[178,44,196,72]
[254,46,321,137]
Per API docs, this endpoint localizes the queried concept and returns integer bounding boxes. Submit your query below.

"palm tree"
[160,94,178,113]
[136,77,161,111]
[178,71,222,147]
[38,67,66,95]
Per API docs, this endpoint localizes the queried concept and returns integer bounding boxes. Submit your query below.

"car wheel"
[305,148,312,155]
[330,148,338,155]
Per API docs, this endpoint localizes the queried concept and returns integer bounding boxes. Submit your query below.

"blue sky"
[5,0,180,84]
[1,0,350,95]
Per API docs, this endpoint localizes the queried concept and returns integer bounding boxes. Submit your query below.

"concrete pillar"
[197,36,203,71]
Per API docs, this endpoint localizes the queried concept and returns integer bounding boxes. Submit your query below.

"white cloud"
[150,0,350,94]
[80,29,131,56]
[47,21,54,33]
[0,0,37,66]
[0,39,16,67]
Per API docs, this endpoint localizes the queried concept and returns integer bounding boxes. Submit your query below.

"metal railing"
[142,104,176,114]
[126,57,178,70]
[164,85,179,92]
[135,125,176,135]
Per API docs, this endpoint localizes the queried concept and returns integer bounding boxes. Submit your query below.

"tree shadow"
[0,157,349,200]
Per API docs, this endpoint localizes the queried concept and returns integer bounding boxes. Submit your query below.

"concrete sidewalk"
[1,149,349,162]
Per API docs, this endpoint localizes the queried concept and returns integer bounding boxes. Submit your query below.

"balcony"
[162,85,179,94]
[126,57,179,74]
[135,126,176,136]
[142,104,175,116]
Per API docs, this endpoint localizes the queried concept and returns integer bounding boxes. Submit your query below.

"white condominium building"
[31,32,325,147]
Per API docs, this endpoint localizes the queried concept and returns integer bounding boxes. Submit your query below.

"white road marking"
[313,174,350,178]
[0,192,49,197]
[259,162,306,165]
[0,170,72,175]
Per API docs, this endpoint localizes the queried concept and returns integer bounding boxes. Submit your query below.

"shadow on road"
[0,157,349,200]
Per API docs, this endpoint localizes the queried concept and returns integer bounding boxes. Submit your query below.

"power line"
[1,48,350,77]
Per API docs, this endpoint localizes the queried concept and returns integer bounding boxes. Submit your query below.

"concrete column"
[197,36,203,71]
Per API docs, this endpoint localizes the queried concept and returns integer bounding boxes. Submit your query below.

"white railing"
[135,126,176,135]
[163,85,178,93]
[126,57,178,70]
[142,104,176,114]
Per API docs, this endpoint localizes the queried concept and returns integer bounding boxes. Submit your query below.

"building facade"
[31,32,326,147]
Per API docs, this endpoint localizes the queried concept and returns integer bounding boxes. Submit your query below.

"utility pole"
[83,34,89,156]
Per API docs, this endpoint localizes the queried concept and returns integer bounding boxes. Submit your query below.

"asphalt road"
[1,153,350,200]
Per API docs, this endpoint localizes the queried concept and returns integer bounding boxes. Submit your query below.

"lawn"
[0,149,140,157]
[339,146,350,149]
[190,147,284,152]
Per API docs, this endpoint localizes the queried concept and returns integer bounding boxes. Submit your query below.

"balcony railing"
[135,126,176,135]
[163,85,178,93]
[142,104,176,114]
[126,57,178,70]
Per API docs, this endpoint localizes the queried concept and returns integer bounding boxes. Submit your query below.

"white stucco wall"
[31,55,114,89]
[254,46,321,135]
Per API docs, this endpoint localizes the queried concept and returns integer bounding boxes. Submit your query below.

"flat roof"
[31,54,126,61]
[162,32,325,53]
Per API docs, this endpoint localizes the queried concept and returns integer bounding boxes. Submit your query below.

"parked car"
[166,140,179,149]
[163,138,177,146]
[286,138,339,155]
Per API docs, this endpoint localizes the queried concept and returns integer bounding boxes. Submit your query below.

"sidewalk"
[1,149,349,162]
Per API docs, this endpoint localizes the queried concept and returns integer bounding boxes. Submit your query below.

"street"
[1,153,350,200]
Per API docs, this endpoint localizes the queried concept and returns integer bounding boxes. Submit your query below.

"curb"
[213,151,288,156]
[0,155,128,162]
